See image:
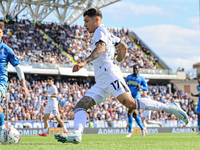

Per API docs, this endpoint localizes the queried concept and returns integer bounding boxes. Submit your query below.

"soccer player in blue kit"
[125,64,147,137]
[191,73,200,135]
[0,22,29,131]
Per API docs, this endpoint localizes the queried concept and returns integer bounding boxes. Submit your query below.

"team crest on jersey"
[0,49,6,55]
[14,55,18,60]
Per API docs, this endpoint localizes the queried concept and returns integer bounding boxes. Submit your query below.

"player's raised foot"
[142,127,146,137]
[54,131,82,144]
[38,132,47,137]
[169,103,189,124]
[125,132,132,137]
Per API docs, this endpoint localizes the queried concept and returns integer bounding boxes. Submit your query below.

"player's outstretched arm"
[115,41,128,62]
[72,40,106,72]
[191,93,199,97]
[85,40,106,64]
[15,65,29,98]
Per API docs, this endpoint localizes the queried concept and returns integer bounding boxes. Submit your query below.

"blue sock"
[198,120,200,131]
[135,116,144,130]
[0,112,4,126]
[128,115,133,133]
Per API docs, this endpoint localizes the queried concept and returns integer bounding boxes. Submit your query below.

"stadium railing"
[18,62,176,75]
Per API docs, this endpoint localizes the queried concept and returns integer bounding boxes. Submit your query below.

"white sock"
[63,126,68,132]
[142,121,146,127]
[136,98,171,112]
[74,108,86,134]
[148,121,161,125]
[43,128,48,134]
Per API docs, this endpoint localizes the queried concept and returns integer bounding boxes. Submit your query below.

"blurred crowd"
[2,19,160,71]
[0,19,192,125]
[2,76,197,124]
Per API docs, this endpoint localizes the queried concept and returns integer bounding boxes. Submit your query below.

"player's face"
[47,80,53,86]
[133,66,140,75]
[84,15,97,33]
[0,29,3,41]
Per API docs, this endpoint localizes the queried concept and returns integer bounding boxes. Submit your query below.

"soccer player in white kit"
[38,76,68,137]
[141,90,163,134]
[54,8,188,144]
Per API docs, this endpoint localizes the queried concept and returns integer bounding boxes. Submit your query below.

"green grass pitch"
[1,133,200,150]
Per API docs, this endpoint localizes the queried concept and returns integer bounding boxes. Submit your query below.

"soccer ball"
[0,127,20,145]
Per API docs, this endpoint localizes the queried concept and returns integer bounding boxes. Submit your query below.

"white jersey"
[85,24,130,104]
[47,84,58,103]
[44,84,59,115]
[91,24,121,79]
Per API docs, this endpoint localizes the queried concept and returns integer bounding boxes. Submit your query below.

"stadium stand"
[1,19,192,127]
[2,19,162,71]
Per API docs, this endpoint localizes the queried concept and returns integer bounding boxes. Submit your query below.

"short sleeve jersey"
[0,41,20,85]
[125,74,148,99]
[91,24,121,78]
[47,84,58,103]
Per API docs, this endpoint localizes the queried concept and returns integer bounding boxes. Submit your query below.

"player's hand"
[137,85,141,90]
[43,94,48,97]
[72,61,86,72]
[21,86,29,99]
[191,93,194,96]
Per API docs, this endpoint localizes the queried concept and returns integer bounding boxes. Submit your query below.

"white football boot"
[54,130,82,144]
[125,132,132,137]
[169,103,189,124]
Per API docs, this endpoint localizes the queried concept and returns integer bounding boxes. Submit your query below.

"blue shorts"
[0,83,7,102]
[196,105,200,114]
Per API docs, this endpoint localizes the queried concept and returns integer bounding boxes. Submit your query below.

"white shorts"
[141,110,151,120]
[85,70,130,104]
[44,101,59,116]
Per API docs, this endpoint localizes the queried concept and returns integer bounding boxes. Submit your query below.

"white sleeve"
[52,85,58,94]
[94,29,107,45]
[114,36,121,46]
[15,65,25,81]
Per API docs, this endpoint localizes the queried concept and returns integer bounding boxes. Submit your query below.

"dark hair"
[0,22,4,30]
[83,8,102,19]
[47,76,54,81]
[133,64,139,69]
[198,73,200,77]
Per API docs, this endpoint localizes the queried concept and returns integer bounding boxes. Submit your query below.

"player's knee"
[132,112,137,118]
[198,114,200,120]
[128,110,133,116]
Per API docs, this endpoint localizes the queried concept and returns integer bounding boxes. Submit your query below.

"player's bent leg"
[38,114,50,137]
[0,91,5,131]
[116,92,136,110]
[54,115,69,133]
[136,97,189,124]
[55,96,96,144]
[117,92,188,124]
[197,113,200,135]
[126,109,133,137]
[133,110,144,134]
